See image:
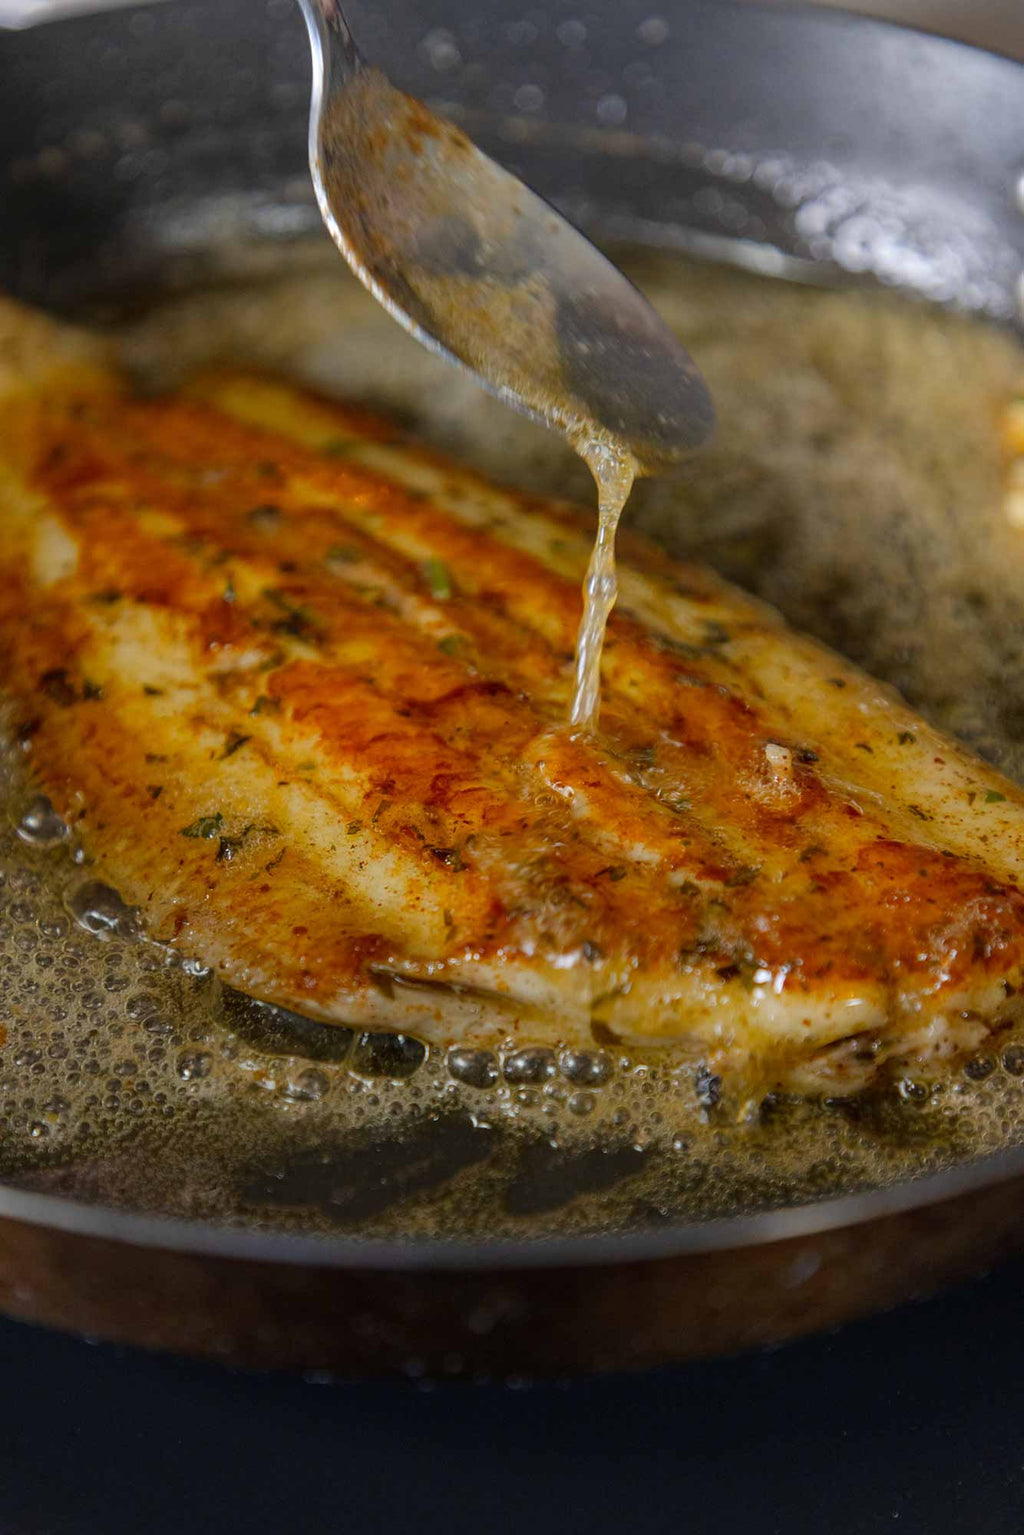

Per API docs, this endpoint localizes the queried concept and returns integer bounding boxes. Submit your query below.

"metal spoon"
[297,0,715,472]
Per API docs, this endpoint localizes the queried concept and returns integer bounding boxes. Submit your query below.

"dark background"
[2,1255,1023,1534]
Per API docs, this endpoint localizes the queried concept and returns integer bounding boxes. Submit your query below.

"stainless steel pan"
[1,0,1023,1378]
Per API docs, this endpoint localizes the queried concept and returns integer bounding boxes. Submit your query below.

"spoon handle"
[297,0,363,86]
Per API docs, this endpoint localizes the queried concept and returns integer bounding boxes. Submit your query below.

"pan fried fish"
[2,296,1024,1095]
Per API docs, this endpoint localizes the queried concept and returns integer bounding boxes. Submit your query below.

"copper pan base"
[0,1173,1020,1377]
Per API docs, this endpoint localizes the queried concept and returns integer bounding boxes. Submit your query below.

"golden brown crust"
[2,321,1024,1092]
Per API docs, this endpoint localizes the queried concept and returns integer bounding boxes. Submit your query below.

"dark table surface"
[1,1250,1022,1535]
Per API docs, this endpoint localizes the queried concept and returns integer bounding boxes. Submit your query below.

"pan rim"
[2,0,1024,1280]
[2,1138,1023,1270]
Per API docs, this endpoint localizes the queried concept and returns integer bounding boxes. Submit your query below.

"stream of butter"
[568,441,638,731]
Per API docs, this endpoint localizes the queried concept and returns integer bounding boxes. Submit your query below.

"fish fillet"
[2,295,1024,1095]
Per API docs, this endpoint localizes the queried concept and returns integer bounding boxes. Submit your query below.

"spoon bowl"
[298,0,715,471]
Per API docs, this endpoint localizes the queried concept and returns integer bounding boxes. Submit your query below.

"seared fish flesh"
[2,297,1024,1094]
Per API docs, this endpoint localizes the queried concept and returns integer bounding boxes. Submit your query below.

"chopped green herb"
[90,589,122,605]
[371,798,392,825]
[264,589,321,642]
[423,558,452,601]
[221,732,251,759]
[701,620,731,647]
[985,790,1007,804]
[908,804,932,821]
[855,742,873,753]
[249,694,281,717]
[828,677,847,689]
[346,820,363,836]
[146,785,163,801]
[216,836,244,864]
[657,635,706,662]
[180,812,224,840]
[295,760,316,773]
[437,634,467,656]
[897,731,916,745]
[82,680,103,701]
[671,579,703,600]
[245,504,281,529]
[725,864,760,888]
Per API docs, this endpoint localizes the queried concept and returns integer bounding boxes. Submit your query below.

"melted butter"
[568,440,638,731]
